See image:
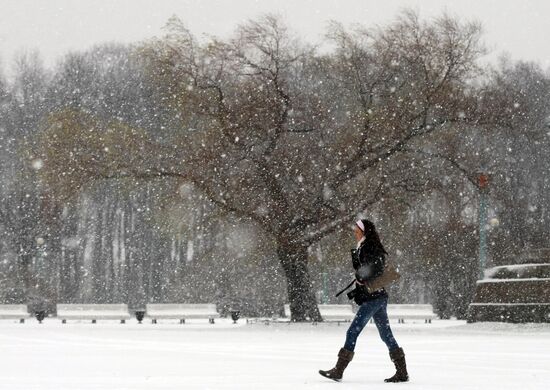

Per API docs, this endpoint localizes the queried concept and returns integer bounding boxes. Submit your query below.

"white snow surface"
[0,319,549,390]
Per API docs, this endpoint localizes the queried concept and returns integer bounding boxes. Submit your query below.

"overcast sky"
[1,0,550,76]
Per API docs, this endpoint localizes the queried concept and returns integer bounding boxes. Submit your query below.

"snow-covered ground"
[0,319,549,390]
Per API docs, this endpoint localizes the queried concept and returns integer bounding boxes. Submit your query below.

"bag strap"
[335,279,356,297]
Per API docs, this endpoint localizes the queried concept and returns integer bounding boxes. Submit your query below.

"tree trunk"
[277,239,322,322]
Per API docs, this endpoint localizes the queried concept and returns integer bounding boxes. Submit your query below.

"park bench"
[284,304,355,323]
[56,304,131,324]
[146,303,220,324]
[0,304,30,323]
[386,304,437,323]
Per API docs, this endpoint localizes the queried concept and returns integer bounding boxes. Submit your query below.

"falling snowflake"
[31,159,43,170]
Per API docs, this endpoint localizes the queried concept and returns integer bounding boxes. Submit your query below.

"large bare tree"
[40,11,486,321]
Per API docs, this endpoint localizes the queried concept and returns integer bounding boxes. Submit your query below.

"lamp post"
[322,272,328,304]
[478,173,489,279]
[316,245,328,304]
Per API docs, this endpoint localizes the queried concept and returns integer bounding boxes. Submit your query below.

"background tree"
[0,51,60,307]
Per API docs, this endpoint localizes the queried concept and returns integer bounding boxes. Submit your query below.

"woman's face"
[353,225,364,242]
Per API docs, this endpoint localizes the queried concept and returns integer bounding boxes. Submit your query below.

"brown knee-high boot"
[384,347,409,382]
[319,348,354,382]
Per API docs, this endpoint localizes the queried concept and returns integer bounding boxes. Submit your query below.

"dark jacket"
[349,240,388,304]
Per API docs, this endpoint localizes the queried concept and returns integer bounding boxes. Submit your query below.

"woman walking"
[319,218,409,383]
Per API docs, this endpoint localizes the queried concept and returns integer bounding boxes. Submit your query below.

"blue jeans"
[343,296,399,352]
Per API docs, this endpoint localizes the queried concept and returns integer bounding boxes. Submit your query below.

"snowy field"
[1,319,549,390]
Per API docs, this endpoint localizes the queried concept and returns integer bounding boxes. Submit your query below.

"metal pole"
[322,272,328,304]
[478,174,489,279]
[317,245,328,304]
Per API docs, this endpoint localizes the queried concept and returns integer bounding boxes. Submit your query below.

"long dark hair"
[359,218,388,255]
